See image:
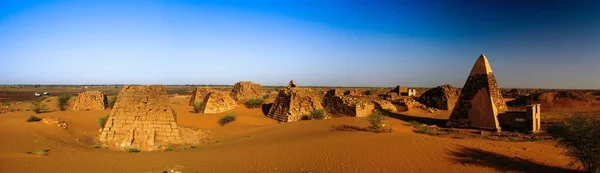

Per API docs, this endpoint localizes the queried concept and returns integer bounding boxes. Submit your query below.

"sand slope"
[0,97,579,173]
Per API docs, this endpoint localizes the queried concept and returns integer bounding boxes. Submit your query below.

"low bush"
[364,90,374,95]
[125,147,140,153]
[367,110,386,130]
[57,94,71,111]
[192,102,205,113]
[310,109,328,120]
[262,95,270,100]
[549,114,600,173]
[97,114,109,128]
[218,114,236,126]
[164,146,173,152]
[108,95,117,109]
[36,148,49,156]
[30,100,47,114]
[244,98,265,108]
[26,115,41,122]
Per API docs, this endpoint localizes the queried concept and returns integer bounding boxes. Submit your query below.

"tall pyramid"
[448,54,507,131]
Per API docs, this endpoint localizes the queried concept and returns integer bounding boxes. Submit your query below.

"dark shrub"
[192,102,205,113]
[97,114,109,128]
[367,110,386,130]
[550,114,600,173]
[310,109,327,120]
[57,94,71,111]
[108,95,117,109]
[26,115,41,122]
[218,114,236,126]
[364,90,374,95]
[30,100,47,114]
[244,98,265,108]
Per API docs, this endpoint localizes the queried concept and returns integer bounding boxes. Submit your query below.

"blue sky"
[1,0,599,88]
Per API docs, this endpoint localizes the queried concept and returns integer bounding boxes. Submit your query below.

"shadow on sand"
[385,111,448,127]
[449,146,581,173]
[261,103,272,116]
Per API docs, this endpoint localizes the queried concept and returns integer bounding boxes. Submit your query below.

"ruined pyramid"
[201,91,237,113]
[189,87,212,106]
[70,90,108,111]
[267,80,323,122]
[230,81,265,101]
[99,85,182,150]
[448,54,507,131]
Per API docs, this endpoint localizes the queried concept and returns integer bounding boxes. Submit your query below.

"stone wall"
[418,84,459,110]
[202,91,237,113]
[323,90,374,117]
[70,91,108,111]
[230,81,265,101]
[99,85,182,151]
[189,87,212,106]
[344,89,362,96]
[267,82,323,122]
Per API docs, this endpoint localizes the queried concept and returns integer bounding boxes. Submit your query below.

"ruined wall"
[99,85,181,151]
[392,85,408,96]
[230,81,265,101]
[267,87,323,122]
[418,84,459,110]
[372,100,397,112]
[189,87,212,106]
[344,89,362,96]
[323,93,374,117]
[202,91,237,113]
[70,91,108,111]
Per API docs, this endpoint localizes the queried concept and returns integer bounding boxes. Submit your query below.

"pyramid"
[448,54,507,130]
[189,87,212,106]
[70,91,108,111]
[99,85,182,151]
[267,80,323,122]
[230,81,265,101]
[418,84,459,110]
[202,91,237,113]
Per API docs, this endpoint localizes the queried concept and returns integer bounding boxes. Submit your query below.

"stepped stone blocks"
[230,81,265,101]
[344,89,362,96]
[202,91,237,113]
[189,87,212,106]
[99,85,182,151]
[418,84,459,110]
[70,91,108,111]
[323,89,374,117]
[392,85,408,96]
[448,54,507,131]
[372,100,397,112]
[267,81,323,122]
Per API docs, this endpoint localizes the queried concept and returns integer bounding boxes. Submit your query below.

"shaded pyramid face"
[448,54,507,130]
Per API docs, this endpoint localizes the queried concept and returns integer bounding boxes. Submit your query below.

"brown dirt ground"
[0,92,583,173]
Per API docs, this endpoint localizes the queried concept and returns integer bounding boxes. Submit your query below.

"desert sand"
[0,92,582,173]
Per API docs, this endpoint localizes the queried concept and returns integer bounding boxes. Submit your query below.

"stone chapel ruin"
[267,80,324,122]
[99,85,182,151]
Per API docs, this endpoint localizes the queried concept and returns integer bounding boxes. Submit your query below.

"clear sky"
[1,0,599,89]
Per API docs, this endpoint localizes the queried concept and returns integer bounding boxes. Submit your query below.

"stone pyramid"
[267,80,323,122]
[230,81,265,101]
[70,90,108,111]
[189,87,212,106]
[99,85,182,151]
[201,91,237,113]
[448,54,507,131]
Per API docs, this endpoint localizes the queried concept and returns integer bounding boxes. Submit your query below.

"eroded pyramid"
[267,81,323,122]
[448,54,507,130]
[189,87,212,106]
[202,91,237,113]
[230,81,265,101]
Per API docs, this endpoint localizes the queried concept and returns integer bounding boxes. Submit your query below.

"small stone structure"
[70,91,108,111]
[323,89,397,117]
[448,54,508,131]
[392,85,409,96]
[189,87,212,106]
[497,104,542,132]
[202,91,237,113]
[267,81,323,122]
[418,84,459,110]
[230,81,265,101]
[323,89,374,117]
[99,85,182,151]
[408,89,417,97]
[344,89,362,96]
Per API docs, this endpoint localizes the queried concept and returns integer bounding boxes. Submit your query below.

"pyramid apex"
[470,54,493,75]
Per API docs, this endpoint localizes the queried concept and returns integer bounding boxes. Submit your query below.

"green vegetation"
[125,147,140,153]
[192,102,205,113]
[218,114,236,126]
[310,109,328,120]
[244,98,265,108]
[97,114,109,128]
[36,148,49,156]
[30,100,48,114]
[367,110,386,130]
[262,94,270,100]
[364,90,374,95]
[164,146,173,151]
[57,94,71,111]
[549,114,600,173]
[407,120,448,136]
[108,95,117,109]
[26,115,41,122]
